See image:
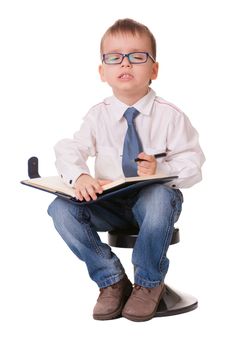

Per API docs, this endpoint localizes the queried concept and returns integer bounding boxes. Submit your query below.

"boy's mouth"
[118,73,134,80]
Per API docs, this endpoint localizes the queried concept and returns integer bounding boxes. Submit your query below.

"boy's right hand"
[74,174,104,202]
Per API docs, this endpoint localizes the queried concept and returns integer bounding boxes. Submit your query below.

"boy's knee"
[48,197,60,217]
[47,197,74,219]
[47,197,90,225]
[135,184,180,218]
[141,184,172,202]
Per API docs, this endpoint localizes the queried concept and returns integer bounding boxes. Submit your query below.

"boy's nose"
[121,56,131,67]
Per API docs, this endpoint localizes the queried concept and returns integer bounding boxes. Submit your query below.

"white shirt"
[55,89,205,189]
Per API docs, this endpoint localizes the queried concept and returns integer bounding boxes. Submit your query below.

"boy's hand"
[136,152,157,176]
[74,175,112,202]
[75,174,104,202]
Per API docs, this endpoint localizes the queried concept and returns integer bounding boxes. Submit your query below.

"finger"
[138,163,157,175]
[80,187,92,202]
[75,189,83,201]
[86,185,98,201]
[98,179,112,186]
[137,168,150,175]
[93,181,104,194]
[137,161,152,169]
[137,169,150,176]
[137,159,154,168]
[137,152,154,162]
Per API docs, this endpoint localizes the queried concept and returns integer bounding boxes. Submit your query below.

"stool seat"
[107,227,198,317]
[108,227,180,248]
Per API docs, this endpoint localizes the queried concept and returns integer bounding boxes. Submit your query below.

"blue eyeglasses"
[102,52,155,65]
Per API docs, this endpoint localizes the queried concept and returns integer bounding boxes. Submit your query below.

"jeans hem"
[97,271,126,288]
[134,274,163,288]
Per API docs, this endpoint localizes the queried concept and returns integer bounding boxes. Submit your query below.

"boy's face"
[99,33,158,104]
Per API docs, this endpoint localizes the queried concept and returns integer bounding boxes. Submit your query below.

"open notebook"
[21,173,178,204]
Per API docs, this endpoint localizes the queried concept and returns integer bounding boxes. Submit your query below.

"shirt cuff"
[59,170,90,188]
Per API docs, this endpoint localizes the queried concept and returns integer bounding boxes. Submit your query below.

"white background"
[1,0,229,349]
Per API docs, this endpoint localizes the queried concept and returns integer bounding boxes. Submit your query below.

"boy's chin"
[113,85,149,96]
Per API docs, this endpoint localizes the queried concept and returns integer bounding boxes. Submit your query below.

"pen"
[134,152,167,162]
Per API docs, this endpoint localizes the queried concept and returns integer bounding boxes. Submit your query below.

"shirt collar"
[133,88,156,116]
[104,88,156,121]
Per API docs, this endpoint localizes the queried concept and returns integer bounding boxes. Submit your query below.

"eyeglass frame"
[101,51,156,65]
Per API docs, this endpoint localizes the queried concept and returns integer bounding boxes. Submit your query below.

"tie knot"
[123,107,140,124]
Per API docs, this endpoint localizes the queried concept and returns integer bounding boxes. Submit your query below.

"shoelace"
[133,284,152,294]
[99,283,119,295]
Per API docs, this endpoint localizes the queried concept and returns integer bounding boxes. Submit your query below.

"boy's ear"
[151,62,159,81]
[98,64,106,82]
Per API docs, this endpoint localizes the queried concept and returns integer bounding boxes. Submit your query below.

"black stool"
[108,227,198,317]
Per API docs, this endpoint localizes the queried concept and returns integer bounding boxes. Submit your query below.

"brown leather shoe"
[93,275,133,320]
[122,283,165,322]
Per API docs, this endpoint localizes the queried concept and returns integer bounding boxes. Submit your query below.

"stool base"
[155,285,198,317]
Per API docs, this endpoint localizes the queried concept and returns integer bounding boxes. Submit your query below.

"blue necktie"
[122,107,143,177]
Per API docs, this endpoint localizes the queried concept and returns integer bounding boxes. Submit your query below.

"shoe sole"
[93,303,123,320]
[122,285,166,322]
[93,283,133,321]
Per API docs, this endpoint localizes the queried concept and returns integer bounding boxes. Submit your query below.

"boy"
[48,18,205,322]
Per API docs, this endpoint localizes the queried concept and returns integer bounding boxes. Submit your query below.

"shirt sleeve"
[156,112,205,188]
[54,113,96,187]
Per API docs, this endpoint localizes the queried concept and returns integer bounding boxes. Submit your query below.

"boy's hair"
[100,18,156,60]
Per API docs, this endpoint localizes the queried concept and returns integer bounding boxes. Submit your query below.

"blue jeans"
[48,184,183,288]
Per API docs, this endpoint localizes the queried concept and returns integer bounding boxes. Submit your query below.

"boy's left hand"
[136,152,157,176]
